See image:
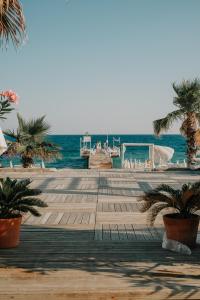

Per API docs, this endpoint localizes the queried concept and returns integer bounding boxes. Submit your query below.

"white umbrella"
[154,145,174,164]
[0,127,7,156]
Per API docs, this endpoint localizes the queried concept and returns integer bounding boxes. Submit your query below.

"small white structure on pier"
[80,135,120,159]
[80,134,92,157]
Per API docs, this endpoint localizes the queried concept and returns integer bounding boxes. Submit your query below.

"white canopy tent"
[0,128,7,156]
[154,145,174,165]
[121,143,174,170]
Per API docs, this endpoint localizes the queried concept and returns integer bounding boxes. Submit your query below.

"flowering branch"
[0,90,19,120]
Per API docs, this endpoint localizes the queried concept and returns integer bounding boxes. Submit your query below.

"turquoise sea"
[1,135,186,169]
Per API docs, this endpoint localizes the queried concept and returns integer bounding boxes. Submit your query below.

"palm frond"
[17,113,50,142]
[0,98,14,119]
[153,109,183,136]
[147,203,172,226]
[140,189,176,214]
[17,205,41,217]
[15,197,48,207]
[184,195,200,215]
[191,181,200,191]
[154,184,177,198]
[173,79,200,112]
[0,0,25,48]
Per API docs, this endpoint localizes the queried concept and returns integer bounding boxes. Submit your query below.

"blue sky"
[1,0,200,134]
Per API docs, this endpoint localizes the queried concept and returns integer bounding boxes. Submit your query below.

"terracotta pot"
[163,213,200,248]
[0,216,22,248]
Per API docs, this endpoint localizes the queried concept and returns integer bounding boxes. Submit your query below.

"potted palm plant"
[0,177,47,248]
[140,182,200,248]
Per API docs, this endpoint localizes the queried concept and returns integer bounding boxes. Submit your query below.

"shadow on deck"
[0,225,200,299]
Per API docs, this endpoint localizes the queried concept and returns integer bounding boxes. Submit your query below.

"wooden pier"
[88,150,112,169]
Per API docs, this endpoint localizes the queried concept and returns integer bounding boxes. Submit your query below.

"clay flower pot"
[0,216,22,248]
[163,213,200,248]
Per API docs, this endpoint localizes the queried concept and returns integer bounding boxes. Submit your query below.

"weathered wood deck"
[88,150,112,169]
[0,169,200,299]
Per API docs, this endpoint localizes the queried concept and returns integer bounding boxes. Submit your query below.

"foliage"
[139,182,200,225]
[0,177,47,218]
[153,79,200,136]
[0,91,18,120]
[153,79,200,167]
[0,0,25,48]
[4,113,61,167]
[0,98,13,119]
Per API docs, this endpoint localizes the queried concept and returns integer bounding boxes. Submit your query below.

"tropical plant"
[0,177,47,218]
[139,182,200,225]
[153,79,200,168]
[0,0,25,48]
[4,113,61,168]
[0,90,18,120]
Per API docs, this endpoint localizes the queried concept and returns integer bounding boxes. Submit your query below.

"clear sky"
[1,0,200,134]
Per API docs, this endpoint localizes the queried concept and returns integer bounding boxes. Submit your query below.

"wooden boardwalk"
[0,169,200,299]
[88,150,112,169]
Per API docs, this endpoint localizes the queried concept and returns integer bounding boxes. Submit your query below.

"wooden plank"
[59,213,70,225]
[40,212,52,225]
[114,203,121,212]
[22,213,31,224]
[108,203,115,212]
[46,212,58,224]
[120,203,127,212]
[67,213,78,224]
[75,213,83,224]
[52,212,64,225]
[110,224,119,240]
[94,223,102,240]
[89,213,96,224]
[81,213,90,224]
[24,214,36,224]
[103,224,111,240]
[130,224,155,241]
[125,224,137,240]
[97,202,103,212]
[118,224,128,240]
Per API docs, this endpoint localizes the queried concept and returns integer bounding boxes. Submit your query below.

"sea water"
[1,134,186,169]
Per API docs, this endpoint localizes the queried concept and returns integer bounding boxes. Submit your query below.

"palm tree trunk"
[185,113,198,168]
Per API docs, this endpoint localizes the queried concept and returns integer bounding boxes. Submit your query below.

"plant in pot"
[139,182,200,248]
[0,177,47,248]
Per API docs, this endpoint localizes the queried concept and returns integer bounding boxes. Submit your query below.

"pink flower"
[0,90,19,104]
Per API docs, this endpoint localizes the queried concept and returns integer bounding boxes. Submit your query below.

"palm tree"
[153,79,200,168]
[0,0,25,48]
[4,113,61,168]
